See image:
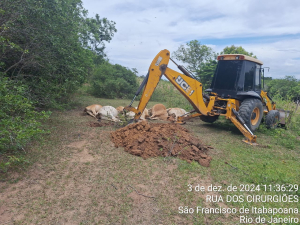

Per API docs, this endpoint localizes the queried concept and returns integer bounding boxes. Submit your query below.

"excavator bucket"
[278,109,292,126]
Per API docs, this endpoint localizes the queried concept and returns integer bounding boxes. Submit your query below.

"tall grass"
[260,95,300,150]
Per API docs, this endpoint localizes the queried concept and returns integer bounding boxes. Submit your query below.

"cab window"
[255,64,261,91]
[243,61,255,91]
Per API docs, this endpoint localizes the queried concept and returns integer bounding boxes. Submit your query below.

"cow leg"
[87,111,96,118]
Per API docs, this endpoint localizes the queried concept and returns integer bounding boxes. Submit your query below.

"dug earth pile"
[110,121,212,167]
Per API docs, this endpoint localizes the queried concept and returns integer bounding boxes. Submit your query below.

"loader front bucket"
[278,109,292,126]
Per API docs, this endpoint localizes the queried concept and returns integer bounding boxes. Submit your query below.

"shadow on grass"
[197,120,243,136]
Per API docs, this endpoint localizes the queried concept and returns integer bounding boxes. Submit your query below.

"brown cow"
[84,104,102,118]
[116,106,124,114]
[149,104,168,120]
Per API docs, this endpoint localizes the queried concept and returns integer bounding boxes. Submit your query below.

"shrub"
[89,62,138,99]
[267,76,300,101]
[0,76,50,152]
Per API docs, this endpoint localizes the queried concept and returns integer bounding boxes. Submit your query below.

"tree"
[0,0,117,152]
[197,60,218,89]
[221,45,257,58]
[0,0,117,107]
[172,40,216,72]
[80,14,117,63]
[131,68,139,76]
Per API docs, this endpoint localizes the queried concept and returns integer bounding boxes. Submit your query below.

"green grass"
[0,90,299,224]
[186,114,299,224]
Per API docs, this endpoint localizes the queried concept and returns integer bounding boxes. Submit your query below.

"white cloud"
[82,0,300,79]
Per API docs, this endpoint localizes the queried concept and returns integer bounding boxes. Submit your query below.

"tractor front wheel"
[265,110,280,129]
[239,98,263,132]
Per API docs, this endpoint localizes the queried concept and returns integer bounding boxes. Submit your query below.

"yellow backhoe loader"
[125,49,287,145]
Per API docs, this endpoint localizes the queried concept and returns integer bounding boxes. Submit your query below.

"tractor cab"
[208,54,263,101]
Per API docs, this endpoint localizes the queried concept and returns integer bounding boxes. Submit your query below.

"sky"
[82,0,300,79]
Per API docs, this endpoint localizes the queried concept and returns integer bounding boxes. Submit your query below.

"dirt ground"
[88,121,116,127]
[0,107,221,225]
[111,121,212,167]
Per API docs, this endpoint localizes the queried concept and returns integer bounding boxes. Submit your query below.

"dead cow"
[140,108,149,120]
[116,106,135,118]
[84,104,102,118]
[167,108,187,122]
[96,106,119,122]
[133,107,149,120]
[117,106,149,120]
[149,104,168,120]
[116,106,124,114]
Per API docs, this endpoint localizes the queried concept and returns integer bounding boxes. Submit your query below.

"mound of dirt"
[110,121,212,167]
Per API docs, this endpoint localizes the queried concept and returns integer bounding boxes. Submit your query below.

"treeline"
[172,41,300,100]
[0,0,118,152]
[266,76,300,101]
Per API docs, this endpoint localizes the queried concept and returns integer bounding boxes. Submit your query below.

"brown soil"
[88,121,115,127]
[110,120,212,167]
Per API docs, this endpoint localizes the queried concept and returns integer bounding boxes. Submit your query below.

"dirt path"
[0,108,216,224]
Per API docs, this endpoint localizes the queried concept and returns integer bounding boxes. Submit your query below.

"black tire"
[200,115,219,123]
[265,110,280,129]
[239,98,263,132]
[261,116,265,124]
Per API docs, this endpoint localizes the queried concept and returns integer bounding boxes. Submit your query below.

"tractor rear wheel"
[265,110,280,129]
[200,115,219,123]
[239,98,263,132]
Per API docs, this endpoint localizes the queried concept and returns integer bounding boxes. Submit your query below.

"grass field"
[0,92,299,224]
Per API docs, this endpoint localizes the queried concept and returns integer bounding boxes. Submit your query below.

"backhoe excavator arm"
[124,49,171,119]
[124,49,210,120]
[164,67,210,115]
[125,49,258,145]
[260,90,276,112]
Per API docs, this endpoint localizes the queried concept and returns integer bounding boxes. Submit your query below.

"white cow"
[129,107,149,120]
[96,106,119,122]
[140,108,149,120]
[167,108,187,122]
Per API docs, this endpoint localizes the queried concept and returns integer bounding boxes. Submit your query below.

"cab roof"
[217,54,263,65]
